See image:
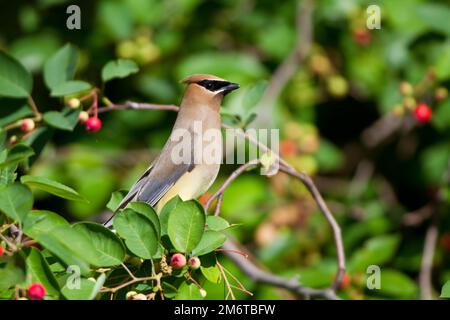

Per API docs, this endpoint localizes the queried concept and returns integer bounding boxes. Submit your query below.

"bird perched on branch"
[104,74,239,227]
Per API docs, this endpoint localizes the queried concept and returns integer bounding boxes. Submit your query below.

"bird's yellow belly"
[156,163,220,212]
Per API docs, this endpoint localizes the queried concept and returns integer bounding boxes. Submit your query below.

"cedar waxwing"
[104,74,239,227]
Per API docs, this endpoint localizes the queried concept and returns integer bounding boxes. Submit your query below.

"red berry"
[441,234,450,252]
[20,118,35,133]
[188,257,201,270]
[353,28,371,46]
[170,253,186,269]
[85,117,102,132]
[414,103,432,123]
[280,140,297,157]
[198,192,211,206]
[28,283,46,300]
[0,245,3,257]
[340,273,351,289]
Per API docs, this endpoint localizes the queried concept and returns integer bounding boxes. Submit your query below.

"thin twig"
[419,215,438,300]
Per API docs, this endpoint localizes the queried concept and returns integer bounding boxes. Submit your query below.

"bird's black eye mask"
[197,80,231,92]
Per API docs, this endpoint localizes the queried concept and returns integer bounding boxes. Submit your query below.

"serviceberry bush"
[0,45,233,300]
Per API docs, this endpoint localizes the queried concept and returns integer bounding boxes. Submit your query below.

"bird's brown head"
[180,74,239,109]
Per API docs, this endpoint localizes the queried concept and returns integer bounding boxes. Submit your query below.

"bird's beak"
[219,82,240,95]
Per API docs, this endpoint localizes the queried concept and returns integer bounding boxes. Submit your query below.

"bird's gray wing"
[103,131,196,228]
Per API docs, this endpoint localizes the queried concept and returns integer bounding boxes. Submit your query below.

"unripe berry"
[326,75,349,98]
[403,96,416,110]
[67,98,80,109]
[28,283,46,300]
[200,288,207,298]
[132,293,147,300]
[188,257,201,270]
[414,103,432,123]
[399,81,413,96]
[20,118,35,133]
[435,87,448,102]
[78,111,89,124]
[9,135,17,145]
[126,291,138,300]
[309,54,332,76]
[170,253,186,269]
[85,117,102,132]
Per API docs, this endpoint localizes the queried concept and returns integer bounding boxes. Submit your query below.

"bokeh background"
[1,0,450,299]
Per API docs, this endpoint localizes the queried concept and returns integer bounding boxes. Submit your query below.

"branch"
[419,216,438,300]
[94,100,345,299]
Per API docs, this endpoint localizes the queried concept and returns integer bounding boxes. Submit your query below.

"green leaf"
[106,190,126,211]
[26,247,61,298]
[441,280,450,298]
[73,222,126,266]
[50,80,91,97]
[101,59,139,82]
[417,4,450,36]
[174,282,203,300]
[159,196,182,236]
[0,98,33,127]
[113,208,158,259]
[23,211,100,275]
[206,215,230,231]
[0,262,25,291]
[432,100,450,132]
[201,265,221,284]
[126,202,160,239]
[191,230,226,256]
[167,200,205,253]
[0,50,33,98]
[349,235,401,272]
[43,111,73,131]
[0,144,34,169]
[242,80,267,110]
[377,269,418,299]
[21,175,88,202]
[43,44,78,90]
[23,210,69,237]
[0,182,32,223]
[61,278,96,300]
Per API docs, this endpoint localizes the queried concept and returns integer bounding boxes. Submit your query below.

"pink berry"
[414,103,432,123]
[85,117,102,132]
[170,253,186,269]
[28,283,46,300]
[188,257,201,270]
[20,118,35,133]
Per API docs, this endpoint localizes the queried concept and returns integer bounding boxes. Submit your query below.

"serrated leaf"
[113,208,158,259]
[0,144,34,169]
[0,50,33,98]
[50,80,91,97]
[26,247,61,298]
[441,280,450,298]
[201,265,221,284]
[159,196,182,236]
[206,215,230,231]
[167,200,205,253]
[43,44,78,90]
[126,202,160,239]
[73,222,125,266]
[174,282,203,300]
[21,175,88,202]
[191,230,226,256]
[101,59,139,82]
[0,182,32,223]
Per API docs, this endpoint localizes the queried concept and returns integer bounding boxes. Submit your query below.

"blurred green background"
[1,0,450,299]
